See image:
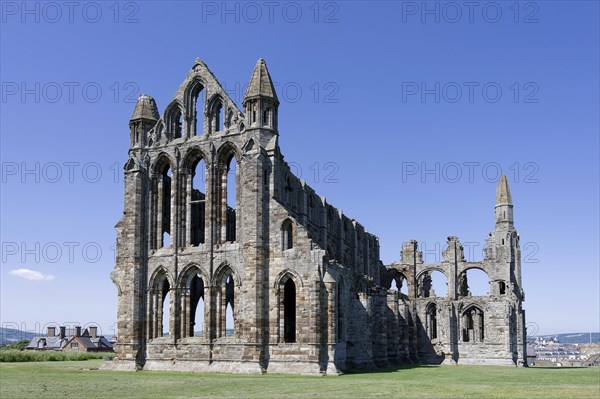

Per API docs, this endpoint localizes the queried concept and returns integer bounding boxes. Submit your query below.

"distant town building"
[26,326,113,352]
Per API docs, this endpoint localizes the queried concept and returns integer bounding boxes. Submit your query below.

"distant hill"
[0,327,36,346]
[532,332,600,344]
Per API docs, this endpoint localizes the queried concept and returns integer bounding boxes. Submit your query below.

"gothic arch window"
[281,219,293,250]
[462,306,484,342]
[283,278,297,343]
[184,151,207,246]
[275,272,301,343]
[208,96,224,134]
[214,265,238,338]
[217,145,239,243]
[166,103,183,139]
[149,268,171,339]
[152,157,174,249]
[426,303,438,340]
[178,265,207,338]
[458,268,490,297]
[187,80,205,137]
[418,270,448,298]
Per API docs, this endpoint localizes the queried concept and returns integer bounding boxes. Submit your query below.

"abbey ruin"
[108,59,527,374]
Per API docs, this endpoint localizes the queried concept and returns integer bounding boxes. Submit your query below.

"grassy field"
[0,360,598,399]
[0,349,107,362]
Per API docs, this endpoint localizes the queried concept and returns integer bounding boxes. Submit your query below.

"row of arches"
[413,268,496,298]
[165,80,238,140]
[424,303,485,343]
[150,145,239,249]
[148,265,301,344]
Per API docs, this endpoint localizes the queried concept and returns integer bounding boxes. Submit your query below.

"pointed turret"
[496,175,513,206]
[129,94,159,148]
[244,59,279,103]
[494,175,514,227]
[243,59,279,131]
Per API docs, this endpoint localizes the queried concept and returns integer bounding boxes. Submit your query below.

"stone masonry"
[106,59,527,374]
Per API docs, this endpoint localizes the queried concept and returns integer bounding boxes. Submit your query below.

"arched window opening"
[190,274,204,337]
[499,281,506,295]
[462,307,484,342]
[459,269,490,297]
[224,154,237,242]
[210,99,223,133]
[161,279,170,337]
[190,158,206,246]
[224,275,235,336]
[426,303,438,340]
[158,164,172,248]
[399,276,408,298]
[283,279,297,343]
[168,106,183,139]
[419,270,447,298]
[192,84,205,136]
[282,220,293,250]
[390,279,398,291]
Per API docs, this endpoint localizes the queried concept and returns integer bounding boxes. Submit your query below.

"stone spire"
[243,59,279,131]
[130,94,159,122]
[496,175,513,206]
[244,59,279,104]
[494,175,514,227]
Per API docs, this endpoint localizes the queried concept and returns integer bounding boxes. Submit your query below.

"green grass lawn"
[0,360,598,399]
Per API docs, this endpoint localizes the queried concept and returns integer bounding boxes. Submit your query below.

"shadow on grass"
[344,364,441,375]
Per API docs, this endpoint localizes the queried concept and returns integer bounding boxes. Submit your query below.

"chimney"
[75,326,81,337]
[47,326,56,337]
[59,326,66,339]
[89,326,98,338]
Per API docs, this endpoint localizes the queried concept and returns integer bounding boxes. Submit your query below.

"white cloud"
[8,268,55,281]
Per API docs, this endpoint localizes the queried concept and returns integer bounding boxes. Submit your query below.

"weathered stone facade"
[107,59,527,374]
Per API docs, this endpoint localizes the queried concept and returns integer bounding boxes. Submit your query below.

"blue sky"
[1,1,598,337]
